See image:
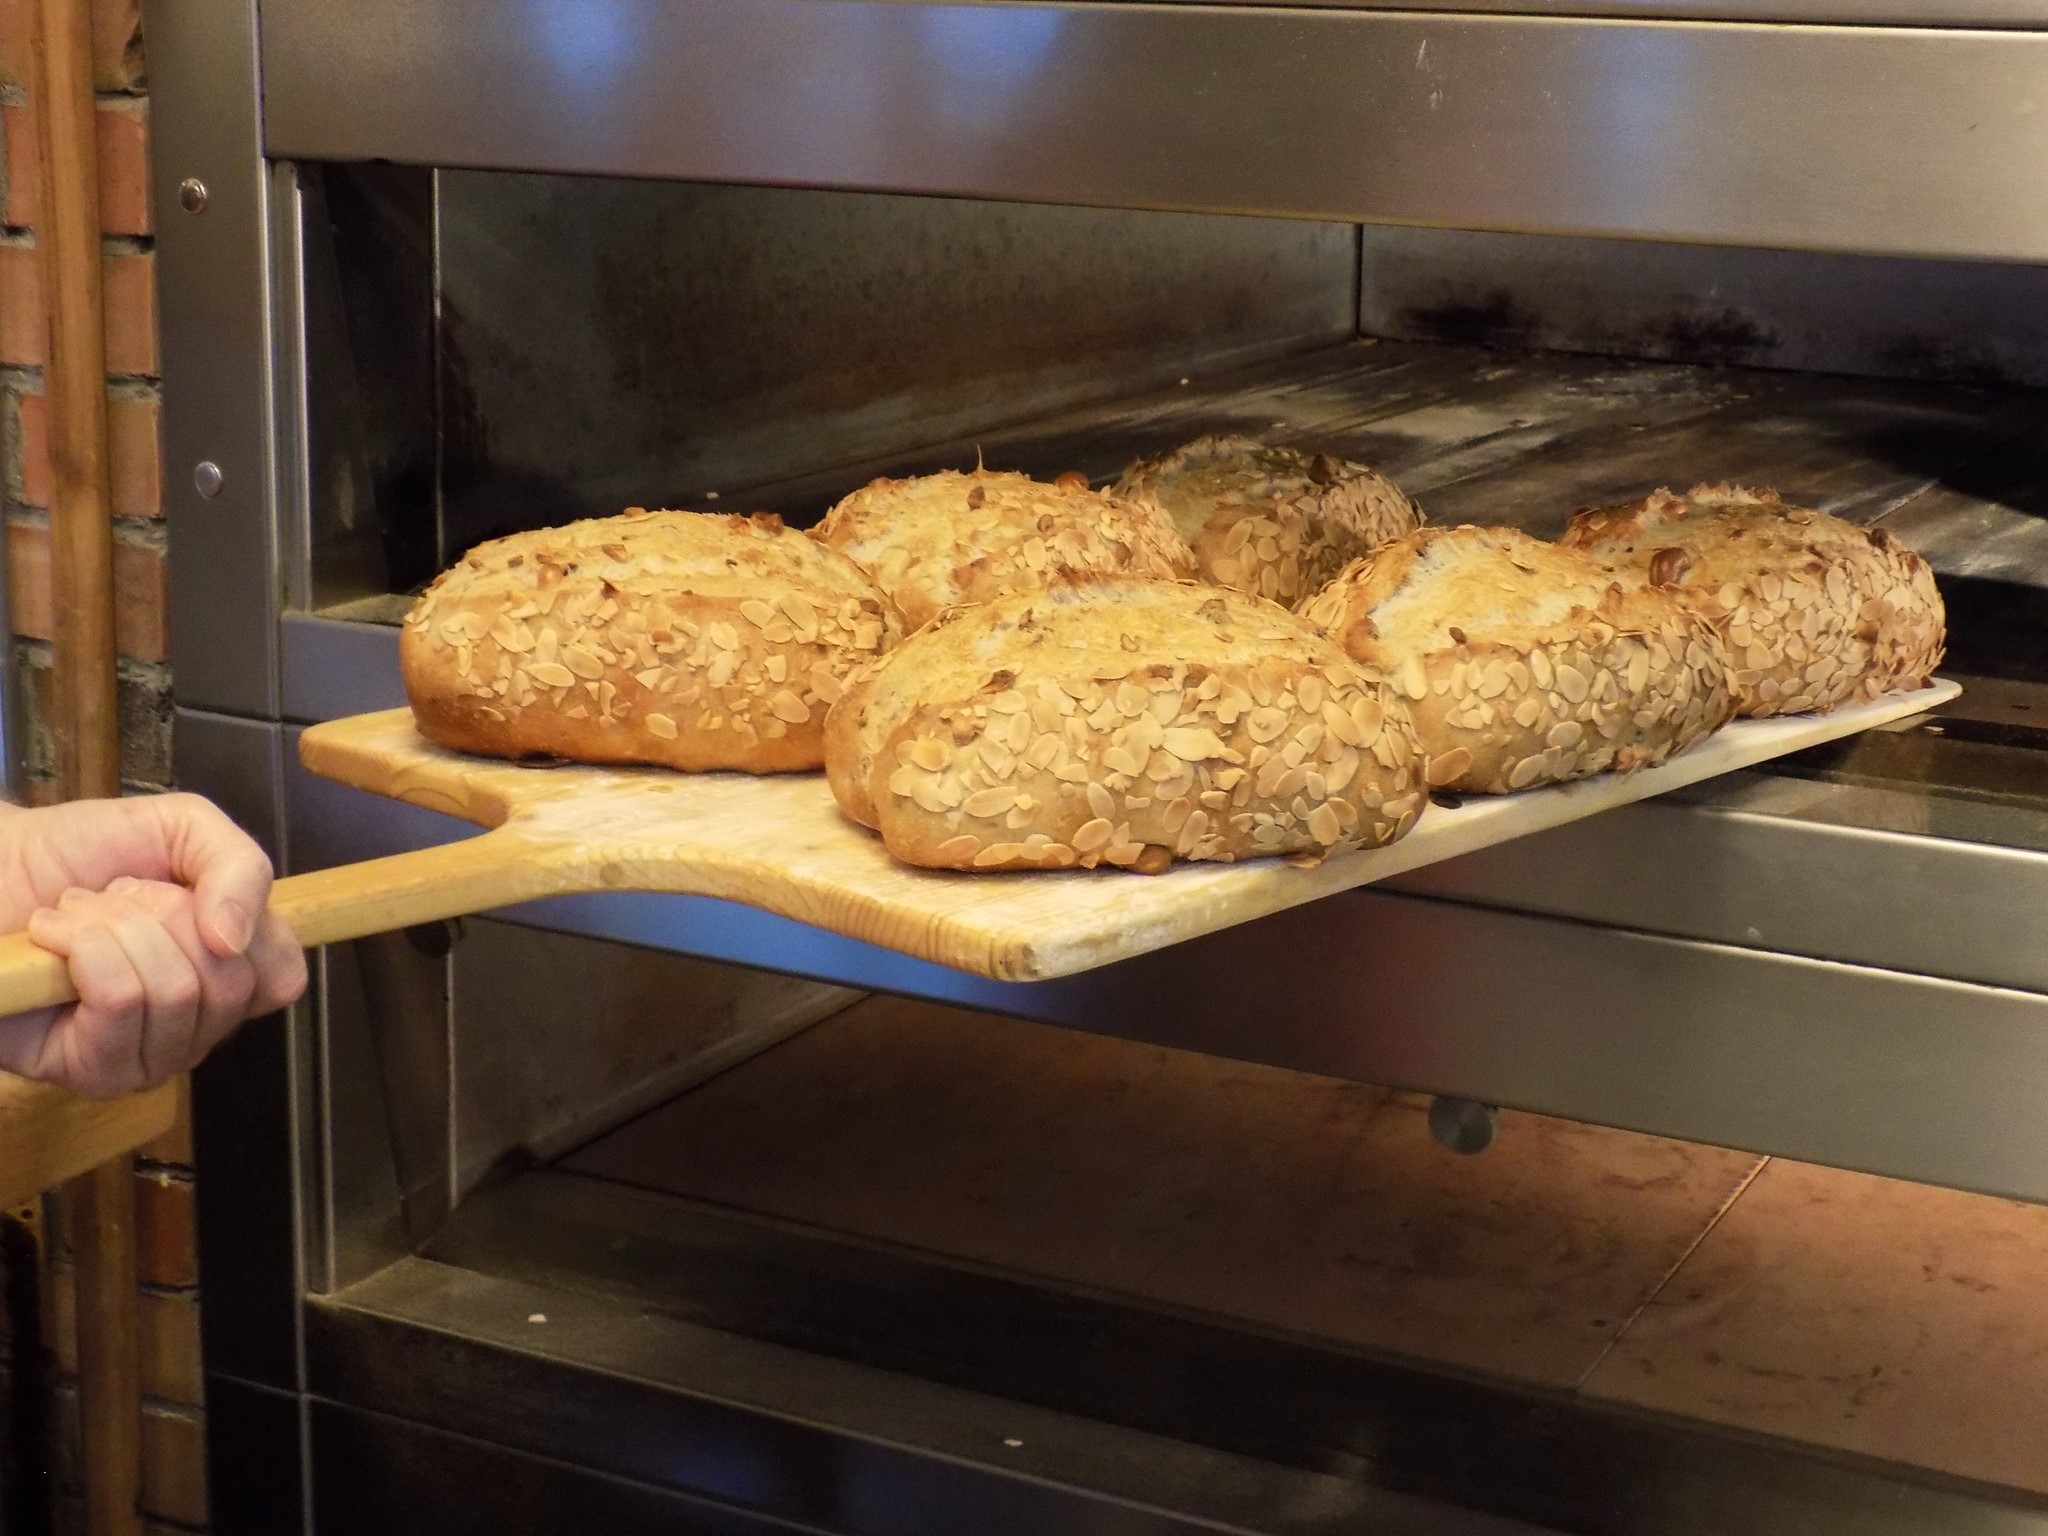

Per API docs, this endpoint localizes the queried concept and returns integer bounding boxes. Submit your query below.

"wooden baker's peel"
[0,682,1960,1012]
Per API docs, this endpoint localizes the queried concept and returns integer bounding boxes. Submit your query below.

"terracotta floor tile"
[574,996,1761,1388]
[1583,1158,2048,1493]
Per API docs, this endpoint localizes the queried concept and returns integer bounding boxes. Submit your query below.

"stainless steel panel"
[316,930,450,1292]
[1153,0,2048,19]
[149,0,281,715]
[429,173,1354,553]
[1387,770,2048,994]
[279,613,404,723]
[174,709,320,1388]
[316,1255,1558,1536]
[1360,227,2048,387]
[172,707,286,860]
[297,163,440,607]
[450,919,859,1195]
[286,726,453,1288]
[263,0,2048,260]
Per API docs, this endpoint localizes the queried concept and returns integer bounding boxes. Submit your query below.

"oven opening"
[282,160,2048,1531]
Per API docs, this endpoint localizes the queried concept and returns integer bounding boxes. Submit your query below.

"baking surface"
[299,680,1956,982]
[570,993,2048,1495]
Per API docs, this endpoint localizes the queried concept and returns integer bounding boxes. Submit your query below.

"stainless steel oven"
[154,1,2048,1530]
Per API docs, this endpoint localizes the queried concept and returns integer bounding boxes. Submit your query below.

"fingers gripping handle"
[0,829,547,1017]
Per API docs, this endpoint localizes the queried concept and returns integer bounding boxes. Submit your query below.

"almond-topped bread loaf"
[1112,435,1420,608]
[824,576,1428,872]
[403,509,902,773]
[1559,485,1945,717]
[811,467,1195,630]
[1300,526,1734,794]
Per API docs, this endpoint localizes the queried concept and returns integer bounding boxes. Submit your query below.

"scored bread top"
[1301,525,1733,793]
[1113,434,1420,608]
[824,574,1428,872]
[1560,484,1945,716]
[811,467,1196,630]
[402,508,902,773]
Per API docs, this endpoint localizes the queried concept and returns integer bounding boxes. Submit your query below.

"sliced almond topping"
[935,835,981,863]
[1161,726,1229,762]
[645,712,678,740]
[527,661,575,689]
[964,787,1021,818]
[1426,748,1473,786]
[1306,802,1342,846]
[1072,818,1114,853]
[778,591,819,640]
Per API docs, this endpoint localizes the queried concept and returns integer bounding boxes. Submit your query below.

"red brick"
[0,0,30,94]
[0,242,38,365]
[0,246,157,374]
[107,393,159,514]
[102,249,154,375]
[17,390,163,516]
[11,386,45,505]
[92,0,143,93]
[31,1268,195,1390]
[134,1171,194,1287]
[140,1404,206,1527]
[3,100,36,230]
[94,102,149,236]
[4,99,150,236]
[7,520,168,661]
[140,1289,202,1406]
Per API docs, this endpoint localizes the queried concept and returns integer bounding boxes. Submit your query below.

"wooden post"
[32,0,142,1529]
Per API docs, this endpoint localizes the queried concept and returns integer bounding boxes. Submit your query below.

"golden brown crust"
[810,468,1195,630]
[1300,526,1734,794]
[402,509,902,773]
[823,576,1429,872]
[1113,435,1421,608]
[1559,484,1945,717]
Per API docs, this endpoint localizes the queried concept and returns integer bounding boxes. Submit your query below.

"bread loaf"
[403,509,902,773]
[1559,485,1945,717]
[811,468,1195,630]
[1113,435,1420,607]
[824,575,1427,872]
[1299,526,1734,794]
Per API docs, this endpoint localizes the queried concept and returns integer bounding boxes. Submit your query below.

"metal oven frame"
[147,2,2048,1531]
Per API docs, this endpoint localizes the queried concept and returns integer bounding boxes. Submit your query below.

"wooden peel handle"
[0,827,548,1017]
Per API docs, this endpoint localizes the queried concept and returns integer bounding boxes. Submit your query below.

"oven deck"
[305,991,2048,1533]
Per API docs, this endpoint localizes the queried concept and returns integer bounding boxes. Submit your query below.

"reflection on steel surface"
[264,0,2048,259]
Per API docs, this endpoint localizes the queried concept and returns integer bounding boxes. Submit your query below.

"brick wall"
[0,2,207,1531]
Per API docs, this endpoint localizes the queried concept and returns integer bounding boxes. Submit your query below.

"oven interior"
[252,162,2048,1533]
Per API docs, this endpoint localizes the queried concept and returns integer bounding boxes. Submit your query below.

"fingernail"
[214,900,253,954]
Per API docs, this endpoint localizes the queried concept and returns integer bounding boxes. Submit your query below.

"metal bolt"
[193,461,224,498]
[1427,1096,1499,1156]
[177,178,208,214]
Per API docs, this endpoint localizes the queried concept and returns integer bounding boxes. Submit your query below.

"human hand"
[0,795,308,1097]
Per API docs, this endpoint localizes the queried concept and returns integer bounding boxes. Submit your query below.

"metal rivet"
[193,461,224,498]
[177,178,208,214]
[1427,1096,1499,1156]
